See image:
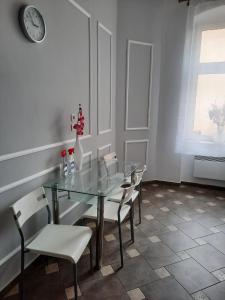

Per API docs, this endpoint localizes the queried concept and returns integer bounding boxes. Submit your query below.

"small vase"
[74,134,83,171]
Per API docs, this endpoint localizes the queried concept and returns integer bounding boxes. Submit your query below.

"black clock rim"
[18,5,46,43]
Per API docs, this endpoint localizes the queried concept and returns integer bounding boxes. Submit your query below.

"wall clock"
[19,5,46,43]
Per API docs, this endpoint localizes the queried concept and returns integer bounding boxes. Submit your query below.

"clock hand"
[28,11,39,28]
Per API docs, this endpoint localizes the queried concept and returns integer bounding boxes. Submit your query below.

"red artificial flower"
[60,149,67,157]
[68,147,74,155]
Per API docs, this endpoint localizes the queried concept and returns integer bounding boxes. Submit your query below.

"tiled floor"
[2,182,225,300]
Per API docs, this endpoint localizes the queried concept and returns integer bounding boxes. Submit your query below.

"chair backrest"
[120,183,135,206]
[103,152,118,175]
[10,187,48,228]
[134,165,147,186]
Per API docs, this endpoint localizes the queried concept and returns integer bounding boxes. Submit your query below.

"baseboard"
[143,180,225,191]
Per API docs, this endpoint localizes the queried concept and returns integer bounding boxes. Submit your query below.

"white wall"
[116,0,225,187]
[0,0,117,291]
[116,0,165,180]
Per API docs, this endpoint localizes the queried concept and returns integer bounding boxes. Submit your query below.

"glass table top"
[44,159,143,197]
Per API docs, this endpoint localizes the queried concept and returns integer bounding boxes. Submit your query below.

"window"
[193,28,225,140]
[177,3,225,157]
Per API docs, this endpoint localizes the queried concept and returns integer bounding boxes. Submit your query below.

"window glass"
[200,28,225,63]
[193,74,225,137]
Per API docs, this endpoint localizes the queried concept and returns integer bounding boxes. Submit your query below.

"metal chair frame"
[12,193,92,300]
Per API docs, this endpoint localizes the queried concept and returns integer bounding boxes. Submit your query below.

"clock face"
[19,5,46,43]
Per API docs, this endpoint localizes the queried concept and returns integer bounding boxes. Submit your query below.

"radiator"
[193,156,225,181]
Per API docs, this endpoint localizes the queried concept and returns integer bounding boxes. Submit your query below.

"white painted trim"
[97,21,113,135]
[67,0,91,18]
[97,143,112,159]
[124,139,149,165]
[125,40,153,131]
[59,202,80,219]
[0,165,59,195]
[0,136,90,163]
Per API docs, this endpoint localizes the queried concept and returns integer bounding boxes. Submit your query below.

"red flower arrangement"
[60,149,67,157]
[71,104,85,136]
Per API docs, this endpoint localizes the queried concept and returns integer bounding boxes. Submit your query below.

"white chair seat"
[83,201,131,223]
[108,190,139,204]
[27,224,92,263]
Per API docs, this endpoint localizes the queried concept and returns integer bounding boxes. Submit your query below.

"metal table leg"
[96,195,104,270]
[51,184,59,224]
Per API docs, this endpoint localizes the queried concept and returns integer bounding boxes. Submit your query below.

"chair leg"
[88,240,93,272]
[117,221,124,268]
[20,249,24,300]
[138,189,142,225]
[130,205,135,243]
[73,263,78,300]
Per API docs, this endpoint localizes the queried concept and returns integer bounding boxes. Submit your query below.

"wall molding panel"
[125,40,153,131]
[0,135,91,163]
[97,22,113,135]
[97,143,112,159]
[124,139,149,165]
[68,0,92,137]
[0,150,93,195]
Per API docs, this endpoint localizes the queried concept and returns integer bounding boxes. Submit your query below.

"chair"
[82,183,135,268]
[10,187,92,300]
[103,152,146,224]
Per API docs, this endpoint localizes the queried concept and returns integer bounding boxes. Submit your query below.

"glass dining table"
[44,158,143,270]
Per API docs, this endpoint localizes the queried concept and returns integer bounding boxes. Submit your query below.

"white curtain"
[176,0,225,157]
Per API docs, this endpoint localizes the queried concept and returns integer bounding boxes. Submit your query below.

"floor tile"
[141,278,193,300]
[204,232,225,254]
[186,195,194,199]
[168,189,176,193]
[65,285,82,299]
[216,196,225,201]
[194,214,224,228]
[159,230,197,252]
[160,207,170,212]
[174,200,183,205]
[143,242,181,269]
[187,244,225,272]
[177,222,212,239]
[212,270,225,281]
[183,216,192,222]
[192,291,209,300]
[195,209,206,214]
[195,238,207,245]
[104,234,116,242]
[154,267,170,279]
[142,199,150,204]
[115,257,158,290]
[207,202,216,207]
[196,190,205,194]
[166,258,218,293]
[177,251,191,260]
[127,288,145,300]
[157,212,184,226]
[80,277,127,299]
[101,265,114,276]
[45,262,59,274]
[155,194,164,198]
[203,281,225,300]
[149,236,161,243]
[216,223,225,233]
[3,285,19,297]
[144,214,154,221]
[167,225,178,231]
[210,227,221,233]
[126,249,140,258]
